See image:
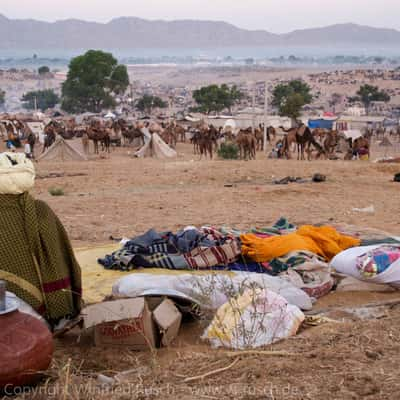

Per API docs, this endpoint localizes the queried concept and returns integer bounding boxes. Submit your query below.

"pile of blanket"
[98,219,366,299]
[98,226,241,271]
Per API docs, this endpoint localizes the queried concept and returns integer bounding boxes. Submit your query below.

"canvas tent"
[37,137,88,162]
[342,130,363,141]
[134,130,177,159]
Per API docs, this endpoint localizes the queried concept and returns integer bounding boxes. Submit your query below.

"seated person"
[0,153,82,327]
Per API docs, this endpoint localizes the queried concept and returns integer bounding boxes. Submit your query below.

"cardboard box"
[83,297,182,350]
[153,298,182,346]
[83,298,157,350]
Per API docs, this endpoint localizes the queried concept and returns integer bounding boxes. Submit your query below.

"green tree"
[279,93,306,120]
[109,64,130,95]
[136,95,167,114]
[272,80,313,120]
[192,84,243,114]
[21,89,60,111]
[61,50,129,113]
[38,65,50,75]
[356,84,390,114]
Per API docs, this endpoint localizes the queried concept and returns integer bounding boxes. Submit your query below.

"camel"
[116,120,144,147]
[208,125,219,152]
[255,125,277,150]
[223,126,235,141]
[166,121,186,143]
[59,118,76,140]
[236,128,256,160]
[322,130,340,157]
[254,126,264,151]
[46,120,69,140]
[86,120,110,154]
[295,125,325,161]
[161,122,178,149]
[73,126,87,138]
[107,120,122,147]
[198,127,213,160]
[280,127,297,159]
[267,126,277,143]
[27,131,36,158]
[312,128,327,142]
[190,129,201,155]
[42,125,56,153]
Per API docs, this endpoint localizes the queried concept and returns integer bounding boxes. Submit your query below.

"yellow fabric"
[75,244,234,304]
[241,225,361,263]
[0,270,44,302]
[206,288,260,342]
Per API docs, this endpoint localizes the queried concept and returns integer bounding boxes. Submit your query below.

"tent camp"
[134,130,177,159]
[37,137,88,162]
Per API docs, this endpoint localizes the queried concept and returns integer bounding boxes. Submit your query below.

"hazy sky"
[2,0,400,33]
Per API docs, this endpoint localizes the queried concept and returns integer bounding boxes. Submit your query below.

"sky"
[2,0,400,33]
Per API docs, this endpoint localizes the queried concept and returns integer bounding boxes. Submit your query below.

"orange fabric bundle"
[241,225,361,263]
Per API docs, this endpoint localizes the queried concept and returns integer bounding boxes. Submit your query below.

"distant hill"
[0,14,399,49]
[281,23,400,46]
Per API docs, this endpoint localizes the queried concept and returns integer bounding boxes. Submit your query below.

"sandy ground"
[7,141,400,399]
[31,142,400,246]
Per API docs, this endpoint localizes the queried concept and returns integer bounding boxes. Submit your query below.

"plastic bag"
[202,288,304,349]
[330,245,400,288]
[113,271,313,311]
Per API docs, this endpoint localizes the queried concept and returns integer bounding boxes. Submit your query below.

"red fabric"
[43,277,71,293]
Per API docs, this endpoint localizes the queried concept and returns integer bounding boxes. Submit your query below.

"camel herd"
[0,115,397,161]
[276,126,373,161]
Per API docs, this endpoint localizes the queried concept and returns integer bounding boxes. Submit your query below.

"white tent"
[134,132,177,159]
[37,137,88,162]
[223,119,236,131]
[342,130,363,141]
[104,112,116,119]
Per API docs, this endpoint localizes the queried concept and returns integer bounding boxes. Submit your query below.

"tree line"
[0,49,391,118]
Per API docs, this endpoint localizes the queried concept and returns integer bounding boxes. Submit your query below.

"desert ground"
[32,142,400,246]
[11,139,400,400]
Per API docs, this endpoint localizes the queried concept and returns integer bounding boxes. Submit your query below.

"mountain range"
[1,14,400,49]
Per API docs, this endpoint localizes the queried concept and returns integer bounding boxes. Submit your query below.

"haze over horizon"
[2,0,400,34]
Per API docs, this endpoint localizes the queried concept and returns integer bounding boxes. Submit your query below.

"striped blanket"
[98,226,241,271]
